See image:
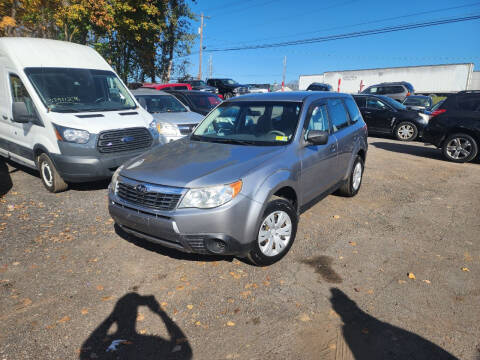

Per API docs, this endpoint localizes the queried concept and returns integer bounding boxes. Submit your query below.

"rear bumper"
[422,127,445,147]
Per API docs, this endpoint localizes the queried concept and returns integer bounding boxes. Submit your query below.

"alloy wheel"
[446,137,472,160]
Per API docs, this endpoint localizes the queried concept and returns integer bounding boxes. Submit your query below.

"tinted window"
[307,84,328,91]
[306,104,330,133]
[189,94,221,109]
[327,99,349,132]
[457,96,480,112]
[367,98,387,110]
[391,86,404,94]
[344,98,362,123]
[354,97,366,108]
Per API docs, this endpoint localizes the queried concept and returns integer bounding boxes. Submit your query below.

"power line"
[206,14,480,52]
[206,1,480,48]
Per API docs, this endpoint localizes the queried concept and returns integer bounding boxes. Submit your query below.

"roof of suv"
[367,81,414,91]
[227,91,352,102]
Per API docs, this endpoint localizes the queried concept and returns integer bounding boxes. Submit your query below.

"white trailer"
[298,63,478,95]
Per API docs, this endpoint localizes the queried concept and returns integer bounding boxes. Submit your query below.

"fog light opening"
[208,239,227,254]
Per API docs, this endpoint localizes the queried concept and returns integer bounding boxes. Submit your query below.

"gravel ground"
[0,136,479,360]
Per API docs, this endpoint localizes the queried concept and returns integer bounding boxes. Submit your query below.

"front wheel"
[248,198,297,266]
[394,121,418,141]
[442,133,478,163]
[37,153,68,193]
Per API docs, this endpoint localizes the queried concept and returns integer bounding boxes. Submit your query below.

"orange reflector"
[229,180,242,198]
[54,128,63,141]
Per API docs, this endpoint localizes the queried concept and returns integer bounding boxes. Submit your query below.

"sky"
[184,0,480,85]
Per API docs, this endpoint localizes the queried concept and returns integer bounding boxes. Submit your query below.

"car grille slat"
[117,182,181,211]
[97,127,152,153]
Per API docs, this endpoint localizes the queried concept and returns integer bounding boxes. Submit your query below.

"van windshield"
[24,68,136,113]
[191,101,302,146]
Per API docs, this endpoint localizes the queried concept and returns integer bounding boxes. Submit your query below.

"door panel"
[366,97,393,132]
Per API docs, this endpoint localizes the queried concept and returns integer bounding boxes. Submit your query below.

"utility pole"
[282,56,287,91]
[197,13,210,80]
[208,55,213,79]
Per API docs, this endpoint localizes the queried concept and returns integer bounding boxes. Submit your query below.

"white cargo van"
[0,37,159,192]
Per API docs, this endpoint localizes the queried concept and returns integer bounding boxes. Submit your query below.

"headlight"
[54,124,90,144]
[419,113,429,123]
[111,164,124,192]
[179,180,242,209]
[157,122,181,137]
[148,120,159,137]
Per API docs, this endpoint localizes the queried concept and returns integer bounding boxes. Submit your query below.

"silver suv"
[108,92,368,265]
[361,81,415,102]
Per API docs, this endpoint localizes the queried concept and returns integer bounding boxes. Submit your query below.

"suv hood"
[120,138,286,188]
[151,111,204,125]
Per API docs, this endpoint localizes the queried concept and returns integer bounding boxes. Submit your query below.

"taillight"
[430,109,446,119]
[406,92,411,97]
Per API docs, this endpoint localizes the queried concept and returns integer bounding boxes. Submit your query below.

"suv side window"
[344,98,362,123]
[391,86,404,94]
[327,99,349,132]
[9,74,37,118]
[354,97,366,108]
[305,104,330,133]
[457,96,480,112]
[366,87,378,94]
[367,98,387,110]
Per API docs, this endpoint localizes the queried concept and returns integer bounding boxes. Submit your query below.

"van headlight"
[179,180,242,209]
[54,124,90,144]
[157,122,181,137]
[148,120,159,137]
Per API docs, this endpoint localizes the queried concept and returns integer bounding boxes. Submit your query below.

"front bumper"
[108,189,262,256]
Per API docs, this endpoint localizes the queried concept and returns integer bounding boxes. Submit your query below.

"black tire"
[338,156,364,197]
[224,92,233,99]
[394,121,418,141]
[37,153,68,193]
[442,133,478,163]
[248,198,298,266]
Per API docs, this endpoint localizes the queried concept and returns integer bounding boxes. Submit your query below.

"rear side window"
[306,104,330,133]
[354,97,366,108]
[327,99,349,132]
[344,98,362,123]
[457,96,480,112]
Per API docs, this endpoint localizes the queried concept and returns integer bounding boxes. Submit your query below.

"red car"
[142,83,192,91]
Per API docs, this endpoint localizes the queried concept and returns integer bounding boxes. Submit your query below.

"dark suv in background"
[206,78,249,99]
[361,81,415,102]
[423,91,480,163]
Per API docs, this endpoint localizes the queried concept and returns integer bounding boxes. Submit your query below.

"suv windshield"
[136,95,187,113]
[380,96,407,110]
[221,79,239,85]
[25,68,136,113]
[192,101,302,145]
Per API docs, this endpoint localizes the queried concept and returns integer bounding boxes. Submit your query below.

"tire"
[338,155,364,197]
[442,133,478,163]
[248,198,298,266]
[37,153,68,193]
[394,121,418,141]
[224,92,233,99]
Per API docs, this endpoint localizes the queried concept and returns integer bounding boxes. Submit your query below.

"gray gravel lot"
[0,137,479,360]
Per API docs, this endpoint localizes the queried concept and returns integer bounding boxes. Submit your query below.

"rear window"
[457,96,480,112]
[354,97,366,108]
[344,98,362,123]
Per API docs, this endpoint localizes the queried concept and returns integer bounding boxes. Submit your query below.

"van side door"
[299,101,338,205]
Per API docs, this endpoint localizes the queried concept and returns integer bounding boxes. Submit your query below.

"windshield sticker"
[275,136,288,141]
[48,96,80,104]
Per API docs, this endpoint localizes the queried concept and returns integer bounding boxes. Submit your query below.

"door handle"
[330,144,336,152]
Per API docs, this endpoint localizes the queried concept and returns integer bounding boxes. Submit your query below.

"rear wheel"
[248,198,297,266]
[395,121,418,141]
[442,133,478,163]
[338,156,364,197]
[37,153,68,193]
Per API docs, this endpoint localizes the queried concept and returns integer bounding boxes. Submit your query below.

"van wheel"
[395,121,418,141]
[338,156,364,197]
[442,133,478,163]
[37,153,68,193]
[248,198,297,266]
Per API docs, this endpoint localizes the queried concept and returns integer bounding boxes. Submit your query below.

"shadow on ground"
[114,224,234,263]
[79,293,192,360]
[370,141,444,161]
[330,288,459,360]
[0,158,13,197]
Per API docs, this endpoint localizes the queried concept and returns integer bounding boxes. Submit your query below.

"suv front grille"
[117,182,182,211]
[97,127,152,153]
[178,124,197,135]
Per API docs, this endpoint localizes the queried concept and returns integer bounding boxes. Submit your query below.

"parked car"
[423,91,480,163]
[306,82,333,91]
[361,81,415,102]
[166,90,222,116]
[353,94,428,141]
[132,89,204,144]
[142,83,192,91]
[402,95,433,112]
[180,79,218,93]
[108,92,368,265]
[0,37,158,193]
[206,78,249,99]
[247,84,269,93]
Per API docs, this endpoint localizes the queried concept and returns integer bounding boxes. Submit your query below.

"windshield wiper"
[200,137,257,145]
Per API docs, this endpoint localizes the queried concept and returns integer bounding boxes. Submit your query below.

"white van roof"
[0,37,112,71]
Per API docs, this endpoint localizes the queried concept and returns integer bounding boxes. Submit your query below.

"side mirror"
[12,102,33,123]
[306,130,329,145]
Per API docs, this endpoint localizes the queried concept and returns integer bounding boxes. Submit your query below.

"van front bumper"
[108,189,262,256]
